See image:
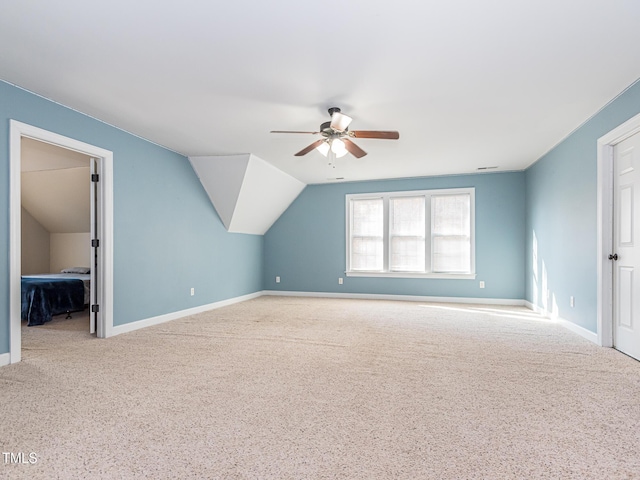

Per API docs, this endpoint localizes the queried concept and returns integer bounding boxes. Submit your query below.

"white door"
[613,130,640,360]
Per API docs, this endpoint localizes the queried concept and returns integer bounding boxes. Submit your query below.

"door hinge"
[91,304,100,313]
[91,173,99,182]
[91,239,100,248]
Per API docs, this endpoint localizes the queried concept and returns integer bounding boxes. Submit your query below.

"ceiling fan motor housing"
[323,108,347,135]
[320,121,334,135]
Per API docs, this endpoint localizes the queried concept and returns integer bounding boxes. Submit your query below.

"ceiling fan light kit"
[271,107,399,160]
[316,141,330,156]
[330,138,348,157]
[329,110,353,132]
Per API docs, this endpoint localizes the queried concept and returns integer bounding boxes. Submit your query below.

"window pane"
[391,237,425,271]
[352,237,383,271]
[433,236,470,272]
[432,194,471,273]
[351,198,383,271]
[389,196,425,271]
[390,197,424,236]
[352,198,383,236]
[433,194,470,236]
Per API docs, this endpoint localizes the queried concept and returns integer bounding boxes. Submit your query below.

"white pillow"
[61,267,90,274]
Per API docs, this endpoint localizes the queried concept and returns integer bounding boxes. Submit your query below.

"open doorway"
[9,120,114,364]
[21,138,93,336]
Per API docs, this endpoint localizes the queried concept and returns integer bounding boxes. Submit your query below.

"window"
[390,196,425,272]
[350,198,384,271]
[432,194,471,273]
[346,188,475,278]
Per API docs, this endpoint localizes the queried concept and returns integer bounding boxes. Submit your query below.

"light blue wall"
[6,76,637,356]
[0,81,264,353]
[264,172,525,299]
[525,80,640,333]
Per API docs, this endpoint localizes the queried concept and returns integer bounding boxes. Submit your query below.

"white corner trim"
[0,353,11,367]
[524,300,546,312]
[524,301,598,344]
[110,291,264,336]
[263,290,526,306]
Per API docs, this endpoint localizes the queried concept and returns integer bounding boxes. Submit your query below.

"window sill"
[345,271,477,280]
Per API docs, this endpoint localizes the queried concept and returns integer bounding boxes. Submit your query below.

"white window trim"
[345,188,476,279]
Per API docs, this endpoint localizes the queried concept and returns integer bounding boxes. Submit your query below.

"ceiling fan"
[271,107,399,159]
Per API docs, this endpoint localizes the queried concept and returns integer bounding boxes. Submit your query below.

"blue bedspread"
[21,277,85,326]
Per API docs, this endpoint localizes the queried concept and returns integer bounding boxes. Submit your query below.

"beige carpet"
[2,297,640,479]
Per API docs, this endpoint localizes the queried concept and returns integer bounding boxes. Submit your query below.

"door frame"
[597,112,640,347]
[9,120,114,364]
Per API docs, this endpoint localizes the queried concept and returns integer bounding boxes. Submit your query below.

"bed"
[21,270,90,326]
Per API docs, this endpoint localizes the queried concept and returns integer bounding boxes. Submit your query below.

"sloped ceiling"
[21,138,91,233]
[189,154,305,235]
[0,1,639,184]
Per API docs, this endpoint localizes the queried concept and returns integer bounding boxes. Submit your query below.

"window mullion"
[424,195,432,273]
[383,196,390,272]
[346,198,353,272]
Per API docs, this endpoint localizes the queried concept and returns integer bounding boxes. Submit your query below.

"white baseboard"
[110,291,264,337]
[263,290,526,306]
[557,318,599,344]
[524,301,598,344]
[0,352,11,367]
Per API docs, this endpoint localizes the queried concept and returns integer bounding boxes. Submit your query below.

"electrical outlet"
[338,277,343,285]
[190,287,195,296]
[570,296,575,308]
[479,281,485,289]
[275,276,280,283]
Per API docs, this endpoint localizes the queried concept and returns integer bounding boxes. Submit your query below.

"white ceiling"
[21,137,91,172]
[2,1,640,184]
[21,138,91,233]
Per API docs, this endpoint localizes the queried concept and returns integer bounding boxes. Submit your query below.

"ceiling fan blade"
[295,139,326,156]
[271,130,320,134]
[350,130,400,140]
[330,112,353,132]
[343,139,367,158]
